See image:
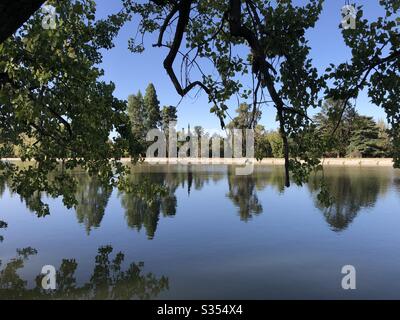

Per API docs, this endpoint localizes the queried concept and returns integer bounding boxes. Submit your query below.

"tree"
[227,167,262,221]
[126,0,399,186]
[1,0,399,196]
[266,131,284,158]
[0,0,133,215]
[127,90,146,144]
[160,105,178,156]
[227,103,261,130]
[254,125,272,160]
[377,119,392,157]
[227,103,262,158]
[119,172,172,239]
[143,83,161,130]
[314,99,358,158]
[325,0,400,165]
[308,167,390,231]
[192,125,205,157]
[161,105,178,132]
[0,220,6,243]
[193,125,204,138]
[347,116,386,158]
[126,0,327,186]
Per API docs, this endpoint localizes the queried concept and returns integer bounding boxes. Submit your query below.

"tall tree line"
[226,100,393,159]
[127,83,177,154]
[127,94,393,159]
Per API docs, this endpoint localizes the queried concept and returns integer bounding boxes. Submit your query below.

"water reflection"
[394,177,400,193]
[227,169,262,221]
[75,175,112,234]
[0,165,399,238]
[0,220,5,243]
[308,168,393,232]
[226,167,287,221]
[119,171,178,239]
[0,175,5,198]
[0,246,169,300]
[0,174,7,242]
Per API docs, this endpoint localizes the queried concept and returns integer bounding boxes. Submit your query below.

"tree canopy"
[0,0,135,215]
[125,0,400,186]
[0,0,399,212]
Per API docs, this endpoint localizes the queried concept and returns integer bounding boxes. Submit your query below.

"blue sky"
[95,0,388,131]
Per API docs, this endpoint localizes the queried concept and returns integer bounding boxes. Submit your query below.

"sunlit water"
[1,164,400,299]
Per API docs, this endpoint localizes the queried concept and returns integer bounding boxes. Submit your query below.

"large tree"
[143,83,161,130]
[314,99,358,158]
[0,0,135,215]
[1,0,399,194]
[127,90,146,145]
[125,0,400,186]
[347,116,386,158]
[227,103,261,130]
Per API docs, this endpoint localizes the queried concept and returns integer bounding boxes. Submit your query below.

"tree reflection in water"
[75,175,112,234]
[0,165,398,240]
[119,165,226,239]
[0,246,169,300]
[227,170,262,221]
[308,168,392,232]
[226,166,286,221]
[394,176,400,193]
[119,171,178,239]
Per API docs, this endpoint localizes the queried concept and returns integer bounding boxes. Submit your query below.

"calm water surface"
[1,164,400,299]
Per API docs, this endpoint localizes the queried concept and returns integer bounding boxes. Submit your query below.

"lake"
[1,164,400,299]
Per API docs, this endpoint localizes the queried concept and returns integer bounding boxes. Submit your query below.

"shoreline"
[143,157,395,167]
[1,157,395,167]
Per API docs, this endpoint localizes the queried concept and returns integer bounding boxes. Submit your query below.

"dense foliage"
[0,0,399,214]
[125,0,399,186]
[0,0,139,215]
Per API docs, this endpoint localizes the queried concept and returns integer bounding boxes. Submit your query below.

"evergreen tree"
[144,83,161,130]
[127,91,145,141]
[347,116,386,158]
[193,126,205,138]
[314,99,358,157]
[160,105,178,157]
[377,120,392,157]
[227,103,261,129]
[161,106,178,132]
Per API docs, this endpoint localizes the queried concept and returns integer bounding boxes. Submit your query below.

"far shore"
[1,157,395,167]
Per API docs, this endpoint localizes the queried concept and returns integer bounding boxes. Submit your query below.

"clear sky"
[95,0,388,131]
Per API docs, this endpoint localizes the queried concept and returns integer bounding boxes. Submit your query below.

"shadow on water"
[0,246,169,300]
